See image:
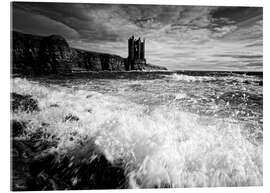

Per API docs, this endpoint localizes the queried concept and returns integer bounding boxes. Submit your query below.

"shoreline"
[12,70,263,81]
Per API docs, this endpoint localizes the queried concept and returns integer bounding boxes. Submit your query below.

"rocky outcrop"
[38,35,73,74]
[12,31,42,75]
[12,31,167,75]
[11,92,127,190]
[71,49,126,71]
[12,31,73,74]
[11,92,40,112]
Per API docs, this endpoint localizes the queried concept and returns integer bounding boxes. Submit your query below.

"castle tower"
[138,38,141,59]
[141,38,145,59]
[128,35,135,60]
[127,36,146,70]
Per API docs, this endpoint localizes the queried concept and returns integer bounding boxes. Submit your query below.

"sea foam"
[12,77,263,188]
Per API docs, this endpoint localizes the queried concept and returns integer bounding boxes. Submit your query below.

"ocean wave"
[163,73,216,82]
[12,78,263,188]
[163,73,262,85]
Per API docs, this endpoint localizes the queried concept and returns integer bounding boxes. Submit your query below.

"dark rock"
[41,122,50,127]
[12,120,27,137]
[86,94,93,98]
[13,137,127,190]
[12,31,42,75]
[11,92,39,112]
[12,136,58,191]
[243,80,250,84]
[12,31,72,75]
[49,104,59,108]
[64,114,80,122]
[38,35,72,74]
[71,48,126,71]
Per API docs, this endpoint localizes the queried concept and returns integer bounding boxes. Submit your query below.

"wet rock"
[11,92,39,112]
[243,80,250,84]
[12,131,59,191]
[41,122,50,127]
[64,114,80,122]
[86,108,92,113]
[15,139,127,190]
[86,95,92,98]
[49,104,59,108]
[12,120,27,137]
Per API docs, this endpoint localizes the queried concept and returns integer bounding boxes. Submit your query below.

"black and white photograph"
[10,1,263,191]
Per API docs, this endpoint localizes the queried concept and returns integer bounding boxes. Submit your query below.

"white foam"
[12,77,263,188]
[164,73,215,82]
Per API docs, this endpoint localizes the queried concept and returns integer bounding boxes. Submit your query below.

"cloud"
[12,2,263,71]
[12,8,79,39]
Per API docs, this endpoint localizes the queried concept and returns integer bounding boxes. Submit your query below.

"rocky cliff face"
[12,31,166,75]
[71,49,126,71]
[12,31,73,74]
[140,63,167,71]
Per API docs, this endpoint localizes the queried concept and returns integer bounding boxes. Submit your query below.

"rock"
[12,31,72,75]
[39,35,72,74]
[12,139,51,191]
[12,31,42,75]
[49,104,59,108]
[11,92,39,112]
[12,129,59,191]
[13,138,127,190]
[71,49,126,71]
[86,109,92,113]
[243,80,250,84]
[11,120,128,190]
[12,120,27,137]
[64,114,80,122]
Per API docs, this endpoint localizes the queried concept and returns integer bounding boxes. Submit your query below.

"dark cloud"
[13,2,121,42]
[211,7,262,24]
[12,8,79,39]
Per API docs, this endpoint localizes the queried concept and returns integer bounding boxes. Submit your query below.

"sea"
[13,71,263,188]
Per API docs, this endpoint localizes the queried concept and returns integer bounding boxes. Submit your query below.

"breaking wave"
[163,73,215,82]
[12,78,262,188]
[164,73,262,84]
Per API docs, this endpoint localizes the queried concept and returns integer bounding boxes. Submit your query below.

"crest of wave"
[165,73,215,82]
[12,78,262,188]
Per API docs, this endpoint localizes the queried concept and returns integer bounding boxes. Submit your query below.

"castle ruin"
[127,35,146,70]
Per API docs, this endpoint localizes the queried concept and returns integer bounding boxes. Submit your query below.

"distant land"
[12,31,167,75]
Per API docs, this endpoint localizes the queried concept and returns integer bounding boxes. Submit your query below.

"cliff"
[71,48,127,71]
[12,31,72,75]
[12,31,167,75]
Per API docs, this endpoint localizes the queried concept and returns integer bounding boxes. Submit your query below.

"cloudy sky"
[12,2,263,71]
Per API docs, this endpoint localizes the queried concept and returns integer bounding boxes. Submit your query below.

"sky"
[12,2,263,71]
